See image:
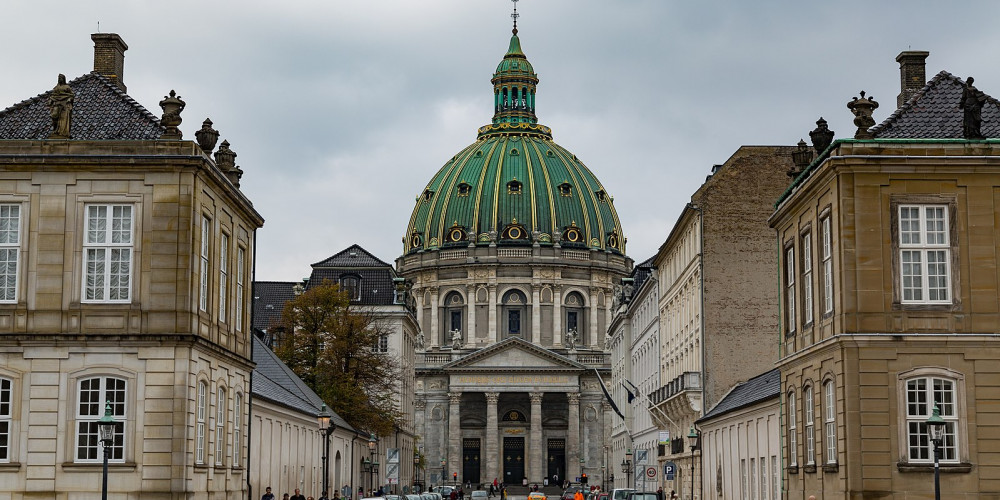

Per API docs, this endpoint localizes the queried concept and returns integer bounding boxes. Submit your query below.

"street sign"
[387,462,400,483]
[645,466,656,479]
[635,449,648,465]
[663,462,676,481]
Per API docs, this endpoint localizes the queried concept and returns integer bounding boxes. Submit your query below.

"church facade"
[398,26,631,488]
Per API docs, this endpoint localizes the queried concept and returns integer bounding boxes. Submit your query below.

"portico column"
[531,285,541,345]
[567,393,580,481]
[415,397,427,452]
[430,287,440,346]
[485,392,500,485]
[488,285,498,343]
[529,392,544,484]
[448,392,462,482]
[553,286,563,346]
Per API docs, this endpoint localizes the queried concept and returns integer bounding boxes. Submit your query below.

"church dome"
[403,31,625,255]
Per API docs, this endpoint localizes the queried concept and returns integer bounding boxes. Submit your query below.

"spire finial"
[511,0,519,35]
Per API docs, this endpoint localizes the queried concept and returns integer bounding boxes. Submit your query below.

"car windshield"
[613,490,635,500]
[627,494,657,500]
[472,493,488,498]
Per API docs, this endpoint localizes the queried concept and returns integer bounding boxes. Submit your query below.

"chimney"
[91,33,128,92]
[896,50,929,108]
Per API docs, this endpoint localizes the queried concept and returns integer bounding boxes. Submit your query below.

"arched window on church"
[564,291,586,345]
[502,289,527,339]
[444,291,465,345]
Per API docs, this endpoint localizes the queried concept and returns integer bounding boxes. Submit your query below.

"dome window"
[457,182,472,197]
[423,189,435,201]
[559,182,573,197]
[546,150,555,158]
[510,148,519,156]
[607,231,620,248]
[562,222,583,244]
[507,179,523,195]
[410,232,423,249]
[501,219,529,241]
[596,189,607,202]
[447,222,467,243]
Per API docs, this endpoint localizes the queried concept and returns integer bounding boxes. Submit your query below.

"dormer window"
[559,182,572,197]
[563,222,583,244]
[596,189,607,202]
[507,179,522,195]
[457,182,472,197]
[447,223,467,243]
[339,275,361,301]
[509,148,520,157]
[423,189,435,201]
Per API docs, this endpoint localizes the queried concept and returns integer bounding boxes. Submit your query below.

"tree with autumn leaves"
[275,281,402,436]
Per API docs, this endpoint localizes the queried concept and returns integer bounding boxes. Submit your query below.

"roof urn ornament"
[195,118,220,153]
[847,91,879,139]
[808,117,835,153]
[47,74,74,139]
[789,139,813,178]
[959,76,987,139]
[158,90,186,139]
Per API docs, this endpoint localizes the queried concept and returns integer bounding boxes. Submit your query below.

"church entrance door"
[503,437,525,484]
[463,438,482,484]
[546,439,565,483]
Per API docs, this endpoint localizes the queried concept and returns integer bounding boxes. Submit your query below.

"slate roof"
[251,335,353,430]
[697,368,780,423]
[252,281,299,332]
[871,70,1000,138]
[309,245,399,306]
[630,255,656,294]
[0,72,164,140]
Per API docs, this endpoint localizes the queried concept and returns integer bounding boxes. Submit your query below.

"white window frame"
[75,376,126,463]
[0,204,21,303]
[0,377,11,462]
[196,381,207,464]
[899,205,951,304]
[740,458,748,500]
[824,380,837,464]
[787,392,797,467]
[785,246,796,334]
[236,247,245,331]
[200,217,211,312]
[749,457,755,500]
[802,232,813,326]
[771,455,778,500]
[215,387,226,465]
[233,392,242,467]
[340,275,361,301]
[373,334,389,353]
[759,456,767,500]
[219,232,229,321]
[904,375,960,463]
[821,217,833,314]
[804,385,815,465]
[83,204,133,303]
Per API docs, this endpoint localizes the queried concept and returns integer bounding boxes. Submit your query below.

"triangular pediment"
[443,337,586,371]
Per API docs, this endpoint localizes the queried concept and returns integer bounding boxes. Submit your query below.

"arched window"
[196,381,208,464]
[444,292,465,345]
[0,377,12,461]
[76,376,126,463]
[564,291,586,345]
[823,380,837,464]
[803,385,815,466]
[502,290,527,338]
[787,391,797,467]
[901,370,963,463]
[233,392,243,466]
[215,387,227,465]
[340,275,361,301]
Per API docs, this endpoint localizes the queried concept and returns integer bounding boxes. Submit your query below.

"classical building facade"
[647,146,794,499]
[772,52,1000,499]
[398,26,631,487]
[0,34,263,499]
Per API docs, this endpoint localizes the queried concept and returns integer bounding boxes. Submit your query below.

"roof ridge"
[310,243,394,268]
[88,71,164,127]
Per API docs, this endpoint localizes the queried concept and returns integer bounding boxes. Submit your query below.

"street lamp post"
[97,401,117,500]
[620,448,633,489]
[687,428,699,500]
[366,433,380,494]
[318,404,334,497]
[414,450,423,493]
[926,405,946,500]
[441,458,447,487]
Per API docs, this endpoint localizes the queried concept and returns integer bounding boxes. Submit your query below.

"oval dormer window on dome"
[509,148,519,156]
[501,220,529,242]
[423,189,435,201]
[447,223,467,243]
[562,223,583,244]
[607,231,620,249]
[457,182,472,197]
[410,233,422,249]
[475,150,484,158]
[507,179,522,195]
[546,150,555,158]
[559,182,572,197]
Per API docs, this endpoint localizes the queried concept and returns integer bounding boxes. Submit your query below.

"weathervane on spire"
[511,0,519,35]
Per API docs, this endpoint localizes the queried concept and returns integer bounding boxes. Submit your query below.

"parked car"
[610,488,635,500]
[527,492,547,500]
[593,492,609,500]
[471,491,489,500]
[624,492,657,500]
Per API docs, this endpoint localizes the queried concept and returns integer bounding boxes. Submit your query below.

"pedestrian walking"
[291,489,306,500]
[320,491,330,500]
[262,487,275,500]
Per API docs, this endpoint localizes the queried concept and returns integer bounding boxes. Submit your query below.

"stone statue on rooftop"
[48,74,74,139]
[450,329,463,349]
[959,77,987,139]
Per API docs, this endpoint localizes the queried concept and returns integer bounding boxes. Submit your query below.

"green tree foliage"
[275,281,401,435]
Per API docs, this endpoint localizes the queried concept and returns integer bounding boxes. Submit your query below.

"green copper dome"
[403,32,624,255]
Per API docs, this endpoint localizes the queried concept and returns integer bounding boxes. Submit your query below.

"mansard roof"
[871,70,1000,138]
[0,72,164,140]
[308,244,400,306]
[252,281,298,332]
[311,244,393,268]
[251,335,354,429]
[697,368,780,423]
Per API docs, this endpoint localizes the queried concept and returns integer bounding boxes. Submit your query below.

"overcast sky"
[3,0,1000,281]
